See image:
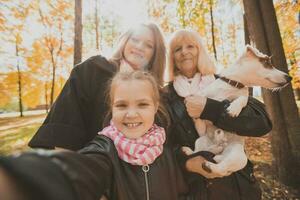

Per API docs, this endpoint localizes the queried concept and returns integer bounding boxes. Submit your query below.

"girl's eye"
[115,104,127,108]
[139,103,149,107]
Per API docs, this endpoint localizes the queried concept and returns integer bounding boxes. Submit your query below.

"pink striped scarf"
[99,122,166,166]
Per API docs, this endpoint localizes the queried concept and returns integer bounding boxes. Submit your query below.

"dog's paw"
[214,129,226,142]
[213,155,224,163]
[226,103,243,117]
[181,146,193,155]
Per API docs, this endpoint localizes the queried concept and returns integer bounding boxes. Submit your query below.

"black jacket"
[29,55,272,152]
[163,83,271,200]
[29,55,117,150]
[164,83,272,149]
[1,135,192,200]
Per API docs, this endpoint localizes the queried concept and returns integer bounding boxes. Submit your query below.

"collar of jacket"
[165,83,190,122]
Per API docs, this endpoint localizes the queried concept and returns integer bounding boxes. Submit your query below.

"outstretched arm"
[0,148,112,200]
[185,96,272,136]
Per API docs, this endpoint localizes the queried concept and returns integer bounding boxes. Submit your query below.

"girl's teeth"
[126,123,140,128]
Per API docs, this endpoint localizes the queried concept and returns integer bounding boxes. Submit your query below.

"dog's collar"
[217,76,245,89]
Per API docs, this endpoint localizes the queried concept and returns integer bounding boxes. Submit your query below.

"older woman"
[29,22,166,150]
[165,29,271,200]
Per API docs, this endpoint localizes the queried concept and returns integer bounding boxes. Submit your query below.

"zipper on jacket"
[142,165,150,200]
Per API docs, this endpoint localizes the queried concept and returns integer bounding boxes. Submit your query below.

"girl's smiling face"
[123,26,155,70]
[111,79,158,139]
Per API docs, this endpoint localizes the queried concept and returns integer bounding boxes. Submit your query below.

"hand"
[185,155,227,179]
[0,167,24,200]
[185,95,207,118]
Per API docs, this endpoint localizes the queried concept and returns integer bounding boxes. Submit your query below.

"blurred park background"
[0,0,300,199]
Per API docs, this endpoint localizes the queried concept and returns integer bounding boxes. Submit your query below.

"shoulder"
[73,55,117,76]
[79,135,116,155]
[161,82,183,104]
[161,82,174,98]
[69,55,117,86]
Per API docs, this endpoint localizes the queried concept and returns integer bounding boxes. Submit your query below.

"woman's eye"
[187,45,195,49]
[146,43,154,49]
[174,47,181,52]
[131,37,139,43]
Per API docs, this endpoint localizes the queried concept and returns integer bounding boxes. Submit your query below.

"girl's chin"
[123,132,145,139]
[127,59,148,70]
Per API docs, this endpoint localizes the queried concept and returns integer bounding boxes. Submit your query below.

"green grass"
[0,123,40,155]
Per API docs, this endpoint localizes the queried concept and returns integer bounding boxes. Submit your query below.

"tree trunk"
[44,82,48,113]
[290,54,300,100]
[50,50,56,107]
[295,88,300,100]
[243,14,253,96]
[209,0,217,60]
[95,0,100,51]
[243,0,300,186]
[74,0,82,65]
[16,41,23,117]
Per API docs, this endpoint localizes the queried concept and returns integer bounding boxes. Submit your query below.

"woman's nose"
[181,47,188,55]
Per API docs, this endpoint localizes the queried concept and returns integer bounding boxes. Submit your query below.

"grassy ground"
[0,124,40,155]
[0,114,45,155]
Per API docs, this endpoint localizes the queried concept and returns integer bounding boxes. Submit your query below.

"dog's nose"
[285,75,292,82]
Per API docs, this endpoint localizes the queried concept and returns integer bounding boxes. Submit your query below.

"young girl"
[0,71,191,200]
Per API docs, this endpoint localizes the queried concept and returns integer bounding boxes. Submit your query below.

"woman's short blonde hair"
[109,23,166,87]
[168,29,216,81]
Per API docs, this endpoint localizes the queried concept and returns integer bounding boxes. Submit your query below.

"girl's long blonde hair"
[109,23,166,87]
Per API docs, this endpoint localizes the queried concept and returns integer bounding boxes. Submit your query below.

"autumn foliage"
[0,0,299,111]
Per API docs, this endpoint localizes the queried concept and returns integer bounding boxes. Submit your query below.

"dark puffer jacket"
[1,135,193,200]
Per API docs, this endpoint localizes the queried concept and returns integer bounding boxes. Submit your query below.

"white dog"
[182,45,291,176]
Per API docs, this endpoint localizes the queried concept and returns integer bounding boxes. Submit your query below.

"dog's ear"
[245,45,256,57]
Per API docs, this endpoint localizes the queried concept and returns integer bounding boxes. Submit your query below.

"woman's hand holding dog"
[185,95,207,118]
[185,155,229,179]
